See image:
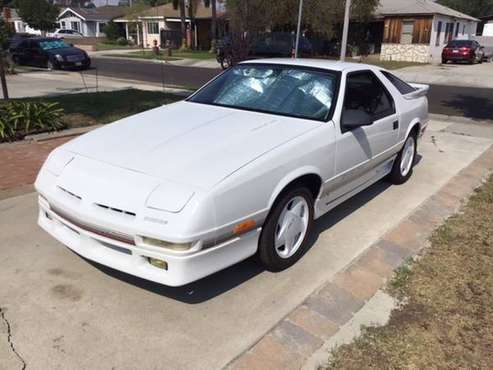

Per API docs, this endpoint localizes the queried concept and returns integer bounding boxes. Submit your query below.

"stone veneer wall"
[380,43,430,63]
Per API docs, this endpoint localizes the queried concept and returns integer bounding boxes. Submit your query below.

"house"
[114,0,226,49]
[375,0,479,63]
[57,6,126,37]
[3,8,42,35]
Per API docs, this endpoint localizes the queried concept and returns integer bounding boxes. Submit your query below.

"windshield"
[39,40,70,50]
[447,40,473,47]
[188,64,340,121]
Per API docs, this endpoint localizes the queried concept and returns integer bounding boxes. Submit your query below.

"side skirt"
[314,157,395,219]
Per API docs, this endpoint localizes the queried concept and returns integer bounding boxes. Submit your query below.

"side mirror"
[342,109,373,129]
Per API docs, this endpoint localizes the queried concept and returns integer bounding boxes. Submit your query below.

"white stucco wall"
[429,15,478,63]
[142,19,167,47]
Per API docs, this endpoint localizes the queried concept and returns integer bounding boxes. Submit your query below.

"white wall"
[429,15,478,63]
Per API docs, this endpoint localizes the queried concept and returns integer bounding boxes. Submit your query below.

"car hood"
[62,101,319,190]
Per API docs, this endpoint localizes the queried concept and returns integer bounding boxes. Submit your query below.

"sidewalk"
[90,49,221,69]
[6,69,191,98]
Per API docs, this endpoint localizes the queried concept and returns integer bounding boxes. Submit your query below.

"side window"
[381,70,416,95]
[343,71,395,122]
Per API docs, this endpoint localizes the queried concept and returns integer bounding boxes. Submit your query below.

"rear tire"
[389,132,417,185]
[258,187,314,272]
[442,58,447,64]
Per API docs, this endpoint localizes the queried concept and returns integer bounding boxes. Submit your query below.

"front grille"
[51,205,135,246]
[95,203,136,217]
[66,55,84,62]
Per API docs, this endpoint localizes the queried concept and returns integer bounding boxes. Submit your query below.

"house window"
[455,22,460,37]
[71,21,80,32]
[147,22,159,34]
[462,24,466,35]
[436,21,442,46]
[61,21,66,29]
[98,22,107,34]
[401,21,414,44]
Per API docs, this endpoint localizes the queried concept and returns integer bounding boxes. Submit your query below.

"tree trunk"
[179,0,187,49]
[0,54,8,100]
[210,0,217,53]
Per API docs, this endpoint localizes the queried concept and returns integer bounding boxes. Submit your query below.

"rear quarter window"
[381,71,416,95]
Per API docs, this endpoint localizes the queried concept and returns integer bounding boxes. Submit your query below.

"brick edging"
[227,145,493,370]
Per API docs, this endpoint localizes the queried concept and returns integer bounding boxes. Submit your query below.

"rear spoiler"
[404,83,430,99]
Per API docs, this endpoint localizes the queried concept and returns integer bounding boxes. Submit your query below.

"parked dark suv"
[10,37,91,70]
[442,40,485,64]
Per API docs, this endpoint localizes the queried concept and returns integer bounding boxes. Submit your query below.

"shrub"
[116,37,129,46]
[103,21,124,42]
[0,101,65,141]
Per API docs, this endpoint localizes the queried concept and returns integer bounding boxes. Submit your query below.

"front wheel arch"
[268,171,323,210]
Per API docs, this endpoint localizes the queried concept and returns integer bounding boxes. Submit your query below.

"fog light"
[148,257,168,270]
[142,237,193,251]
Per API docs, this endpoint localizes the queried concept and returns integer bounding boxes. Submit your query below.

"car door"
[326,70,399,202]
[29,41,47,67]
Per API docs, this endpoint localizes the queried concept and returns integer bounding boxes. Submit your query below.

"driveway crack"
[0,307,27,370]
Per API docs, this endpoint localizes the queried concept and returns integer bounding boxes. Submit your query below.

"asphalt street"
[90,57,493,121]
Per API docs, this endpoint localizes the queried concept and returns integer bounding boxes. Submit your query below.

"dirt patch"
[322,175,493,369]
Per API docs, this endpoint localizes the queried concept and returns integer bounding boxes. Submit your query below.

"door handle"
[393,121,399,130]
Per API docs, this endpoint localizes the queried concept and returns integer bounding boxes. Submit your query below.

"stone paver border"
[227,145,493,370]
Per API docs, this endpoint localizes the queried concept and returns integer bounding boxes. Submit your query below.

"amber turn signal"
[233,219,256,235]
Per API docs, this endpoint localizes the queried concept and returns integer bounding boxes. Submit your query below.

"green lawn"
[363,60,427,70]
[21,89,184,127]
[323,175,493,369]
[172,50,215,60]
[95,42,139,51]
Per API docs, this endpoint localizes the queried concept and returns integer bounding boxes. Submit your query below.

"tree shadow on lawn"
[88,157,425,304]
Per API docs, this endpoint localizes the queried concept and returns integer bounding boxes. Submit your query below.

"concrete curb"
[226,144,493,370]
[24,125,103,143]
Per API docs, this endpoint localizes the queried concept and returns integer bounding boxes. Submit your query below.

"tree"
[0,0,13,99]
[437,0,493,18]
[207,0,217,52]
[172,0,188,49]
[15,0,59,35]
[225,0,379,57]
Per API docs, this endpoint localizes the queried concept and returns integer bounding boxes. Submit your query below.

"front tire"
[258,187,314,272]
[389,132,417,185]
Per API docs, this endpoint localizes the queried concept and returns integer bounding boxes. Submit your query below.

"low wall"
[380,43,430,63]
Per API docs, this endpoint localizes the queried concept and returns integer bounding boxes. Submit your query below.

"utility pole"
[340,0,351,61]
[294,0,303,58]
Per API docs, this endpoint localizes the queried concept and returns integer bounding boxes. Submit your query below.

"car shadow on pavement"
[87,159,424,304]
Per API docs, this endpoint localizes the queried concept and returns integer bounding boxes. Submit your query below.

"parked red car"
[442,40,485,64]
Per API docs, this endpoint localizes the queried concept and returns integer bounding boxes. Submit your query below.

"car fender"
[405,118,422,141]
[268,166,323,208]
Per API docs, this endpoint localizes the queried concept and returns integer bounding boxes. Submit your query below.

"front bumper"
[38,196,260,287]
[58,59,91,70]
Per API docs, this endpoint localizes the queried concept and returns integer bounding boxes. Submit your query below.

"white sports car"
[35,59,429,286]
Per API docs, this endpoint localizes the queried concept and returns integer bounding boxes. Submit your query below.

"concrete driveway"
[1,119,493,370]
[395,61,493,88]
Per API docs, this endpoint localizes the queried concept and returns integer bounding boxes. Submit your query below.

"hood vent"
[95,203,136,217]
[58,186,82,200]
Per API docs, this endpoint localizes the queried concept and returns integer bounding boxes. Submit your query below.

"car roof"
[239,58,381,73]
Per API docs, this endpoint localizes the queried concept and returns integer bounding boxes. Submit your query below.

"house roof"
[376,0,479,22]
[117,1,225,21]
[59,6,126,21]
